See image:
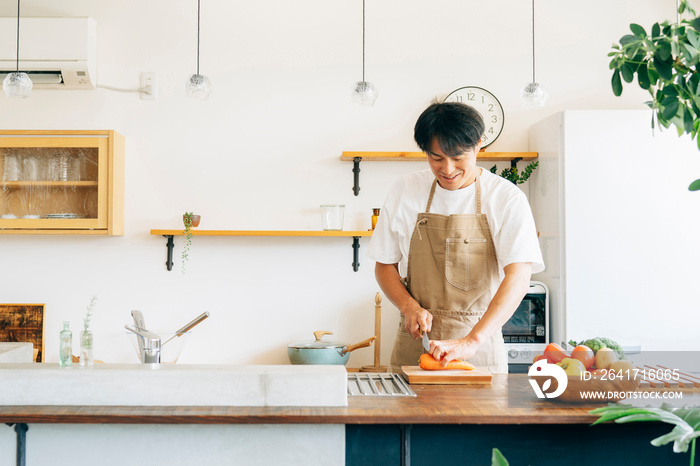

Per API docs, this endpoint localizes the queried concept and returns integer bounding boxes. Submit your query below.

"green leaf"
[662,100,680,120]
[684,107,694,133]
[690,179,700,190]
[620,34,640,46]
[491,448,509,466]
[688,29,700,49]
[652,22,660,37]
[630,23,647,38]
[621,63,635,83]
[654,54,674,80]
[691,17,700,32]
[637,64,650,89]
[612,70,623,96]
[658,40,673,61]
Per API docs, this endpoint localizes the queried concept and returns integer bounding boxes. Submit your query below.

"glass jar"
[59,321,72,367]
[80,331,94,366]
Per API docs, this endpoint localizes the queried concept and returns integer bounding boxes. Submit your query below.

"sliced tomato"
[543,343,568,364]
[571,345,596,369]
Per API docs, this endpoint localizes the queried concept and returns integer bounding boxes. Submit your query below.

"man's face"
[426,138,481,190]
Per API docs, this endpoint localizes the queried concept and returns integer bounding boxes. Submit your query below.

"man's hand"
[402,301,433,339]
[429,337,478,366]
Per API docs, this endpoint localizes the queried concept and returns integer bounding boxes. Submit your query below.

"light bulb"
[351,81,378,106]
[185,74,211,100]
[3,72,32,98]
[521,82,548,107]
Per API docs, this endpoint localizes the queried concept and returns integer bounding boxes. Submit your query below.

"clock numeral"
[455,95,463,103]
[482,134,489,141]
[491,115,498,123]
[488,104,494,112]
[467,92,475,101]
[488,127,494,134]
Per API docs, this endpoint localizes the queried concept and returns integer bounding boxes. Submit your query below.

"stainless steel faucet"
[124,325,162,363]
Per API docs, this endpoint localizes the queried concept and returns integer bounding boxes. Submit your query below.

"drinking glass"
[321,205,345,231]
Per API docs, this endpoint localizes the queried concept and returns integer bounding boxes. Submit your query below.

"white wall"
[0,1,694,366]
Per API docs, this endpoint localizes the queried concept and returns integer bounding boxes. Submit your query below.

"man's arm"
[375,262,432,339]
[430,261,532,364]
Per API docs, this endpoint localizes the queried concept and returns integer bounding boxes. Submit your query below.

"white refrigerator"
[529,110,700,352]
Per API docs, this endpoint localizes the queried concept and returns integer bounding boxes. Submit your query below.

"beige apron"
[389,177,508,373]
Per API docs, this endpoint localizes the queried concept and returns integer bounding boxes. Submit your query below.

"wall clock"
[444,86,504,148]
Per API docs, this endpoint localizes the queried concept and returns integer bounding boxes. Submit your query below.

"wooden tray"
[401,366,492,385]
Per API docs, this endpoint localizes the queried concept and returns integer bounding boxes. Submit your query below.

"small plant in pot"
[182,212,201,274]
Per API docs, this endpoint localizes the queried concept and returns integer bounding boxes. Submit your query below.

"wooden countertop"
[0,375,612,425]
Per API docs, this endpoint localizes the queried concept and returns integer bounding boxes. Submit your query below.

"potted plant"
[182,212,201,273]
[489,161,539,185]
[608,0,700,190]
[80,295,97,366]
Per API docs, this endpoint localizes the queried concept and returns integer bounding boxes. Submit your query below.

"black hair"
[413,101,485,157]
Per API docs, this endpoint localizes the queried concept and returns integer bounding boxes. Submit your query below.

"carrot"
[419,353,475,371]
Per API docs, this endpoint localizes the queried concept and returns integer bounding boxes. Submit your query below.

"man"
[366,101,544,373]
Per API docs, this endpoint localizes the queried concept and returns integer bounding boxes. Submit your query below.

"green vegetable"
[590,403,700,466]
[491,448,509,466]
[568,337,625,359]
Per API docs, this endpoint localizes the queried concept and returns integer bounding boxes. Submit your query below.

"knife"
[422,330,430,352]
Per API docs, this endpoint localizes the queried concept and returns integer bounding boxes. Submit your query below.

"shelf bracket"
[164,235,174,271]
[5,423,28,466]
[352,236,361,272]
[510,156,523,168]
[352,156,362,196]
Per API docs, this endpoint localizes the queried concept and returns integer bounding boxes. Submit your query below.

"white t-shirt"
[366,168,545,278]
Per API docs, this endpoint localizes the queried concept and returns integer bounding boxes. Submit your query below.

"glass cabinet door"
[0,133,121,234]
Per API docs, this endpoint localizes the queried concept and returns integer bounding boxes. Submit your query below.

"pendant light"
[3,0,32,98]
[351,0,378,106]
[521,0,548,107]
[185,0,211,100]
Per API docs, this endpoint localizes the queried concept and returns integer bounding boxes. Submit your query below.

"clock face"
[444,86,504,148]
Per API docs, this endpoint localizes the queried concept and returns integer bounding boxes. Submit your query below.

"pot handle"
[313,330,333,342]
[342,336,376,354]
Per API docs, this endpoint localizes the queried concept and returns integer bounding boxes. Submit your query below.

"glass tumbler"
[321,205,345,231]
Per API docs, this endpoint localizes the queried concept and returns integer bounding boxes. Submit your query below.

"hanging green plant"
[608,0,700,190]
[489,161,539,185]
[182,212,201,274]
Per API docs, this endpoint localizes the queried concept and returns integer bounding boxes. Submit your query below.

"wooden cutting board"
[401,366,492,384]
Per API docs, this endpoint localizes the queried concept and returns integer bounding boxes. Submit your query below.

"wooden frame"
[0,303,45,362]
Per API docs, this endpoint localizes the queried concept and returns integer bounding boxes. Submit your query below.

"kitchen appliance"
[503,281,549,373]
[287,330,375,365]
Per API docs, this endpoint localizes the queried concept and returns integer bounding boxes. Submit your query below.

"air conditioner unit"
[0,17,96,90]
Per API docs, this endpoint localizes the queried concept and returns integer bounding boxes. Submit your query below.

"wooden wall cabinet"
[0,130,124,235]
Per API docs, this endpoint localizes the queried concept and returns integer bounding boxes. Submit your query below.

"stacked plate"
[43,213,80,219]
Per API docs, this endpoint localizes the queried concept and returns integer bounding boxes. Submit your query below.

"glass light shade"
[351,81,378,106]
[3,72,32,98]
[185,74,211,100]
[521,82,548,108]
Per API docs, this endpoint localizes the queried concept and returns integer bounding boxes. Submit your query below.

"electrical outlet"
[140,72,157,100]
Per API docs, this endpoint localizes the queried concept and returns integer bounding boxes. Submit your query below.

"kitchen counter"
[0,374,602,425]
[1,374,693,465]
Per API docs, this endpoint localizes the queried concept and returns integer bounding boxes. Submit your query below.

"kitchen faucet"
[124,325,162,364]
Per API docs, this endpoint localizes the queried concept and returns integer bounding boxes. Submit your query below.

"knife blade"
[422,331,430,352]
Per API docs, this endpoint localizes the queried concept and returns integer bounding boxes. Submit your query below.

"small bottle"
[371,208,381,230]
[59,321,72,367]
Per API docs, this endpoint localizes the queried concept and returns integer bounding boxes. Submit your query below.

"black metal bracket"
[510,156,523,168]
[352,157,362,196]
[5,423,28,466]
[400,424,412,466]
[164,235,174,271]
[351,236,361,272]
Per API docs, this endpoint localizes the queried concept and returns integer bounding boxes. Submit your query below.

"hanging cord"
[531,0,536,83]
[676,0,680,25]
[15,0,20,72]
[362,0,366,82]
[196,0,201,75]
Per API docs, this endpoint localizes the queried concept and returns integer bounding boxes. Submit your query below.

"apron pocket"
[445,237,487,291]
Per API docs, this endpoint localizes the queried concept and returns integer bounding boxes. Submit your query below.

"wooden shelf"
[150,229,373,237]
[340,151,538,195]
[340,151,537,162]
[2,181,99,189]
[150,229,374,272]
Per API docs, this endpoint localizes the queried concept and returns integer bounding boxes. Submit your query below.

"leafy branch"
[182,212,193,274]
[83,295,97,334]
[608,0,700,190]
[591,403,700,465]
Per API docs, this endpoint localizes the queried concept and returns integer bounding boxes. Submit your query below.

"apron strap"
[425,179,438,212]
